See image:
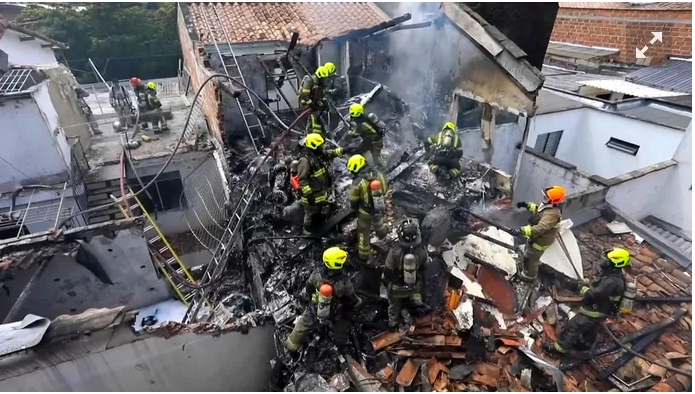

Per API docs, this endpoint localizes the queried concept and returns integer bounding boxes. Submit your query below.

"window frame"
[130,171,186,213]
[606,137,640,156]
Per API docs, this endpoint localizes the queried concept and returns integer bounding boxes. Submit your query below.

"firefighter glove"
[516,201,528,209]
[508,228,522,237]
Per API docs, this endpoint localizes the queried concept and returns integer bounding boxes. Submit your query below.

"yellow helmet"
[301,133,325,150]
[315,66,329,79]
[323,247,347,270]
[147,82,157,90]
[324,62,337,76]
[442,122,456,132]
[605,247,630,268]
[347,154,367,174]
[349,103,364,118]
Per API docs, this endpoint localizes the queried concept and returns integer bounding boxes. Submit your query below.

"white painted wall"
[0,29,59,66]
[0,92,69,187]
[34,82,72,169]
[528,107,686,179]
[648,123,692,234]
[605,165,674,221]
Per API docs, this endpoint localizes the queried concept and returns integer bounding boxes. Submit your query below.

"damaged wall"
[515,147,606,213]
[459,119,526,174]
[8,230,171,321]
[42,65,93,148]
[0,323,277,391]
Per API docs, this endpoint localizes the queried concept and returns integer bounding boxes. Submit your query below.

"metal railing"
[69,137,90,225]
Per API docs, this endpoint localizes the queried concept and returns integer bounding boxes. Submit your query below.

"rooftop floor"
[81,78,203,168]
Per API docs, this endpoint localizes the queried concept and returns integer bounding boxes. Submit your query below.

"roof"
[0,18,68,49]
[535,89,587,114]
[542,65,620,93]
[626,60,692,94]
[546,41,619,60]
[560,2,692,11]
[578,79,691,98]
[555,217,693,392]
[655,95,693,108]
[186,2,386,46]
[616,103,692,130]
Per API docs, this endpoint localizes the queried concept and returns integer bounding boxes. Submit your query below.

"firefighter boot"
[517,257,537,282]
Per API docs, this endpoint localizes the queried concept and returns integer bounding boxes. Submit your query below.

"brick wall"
[551,7,692,64]
[176,4,225,146]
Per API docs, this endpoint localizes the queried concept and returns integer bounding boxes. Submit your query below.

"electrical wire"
[602,323,693,378]
[57,73,304,229]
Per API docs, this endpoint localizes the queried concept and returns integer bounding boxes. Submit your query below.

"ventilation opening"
[606,137,640,156]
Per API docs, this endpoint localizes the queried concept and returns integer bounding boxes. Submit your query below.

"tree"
[18,3,182,83]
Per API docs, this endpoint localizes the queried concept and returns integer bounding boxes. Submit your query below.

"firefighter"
[348,103,387,171]
[509,186,566,282]
[384,218,429,330]
[424,122,463,179]
[323,61,347,101]
[144,82,168,132]
[298,66,330,135]
[296,133,347,235]
[544,247,629,355]
[130,77,150,129]
[285,247,362,353]
[347,154,389,261]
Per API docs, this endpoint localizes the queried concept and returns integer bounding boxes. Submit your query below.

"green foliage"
[18,2,181,83]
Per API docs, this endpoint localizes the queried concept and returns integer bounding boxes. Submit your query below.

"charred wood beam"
[559,308,687,371]
[325,13,412,43]
[596,329,662,381]
[555,295,692,304]
[290,209,353,259]
[455,208,514,234]
[462,231,518,252]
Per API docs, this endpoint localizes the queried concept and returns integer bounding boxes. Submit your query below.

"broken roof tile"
[186,2,386,46]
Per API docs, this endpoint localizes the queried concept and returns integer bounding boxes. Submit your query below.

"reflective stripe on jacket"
[349,169,387,215]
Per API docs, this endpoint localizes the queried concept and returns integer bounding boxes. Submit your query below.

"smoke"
[383,2,454,130]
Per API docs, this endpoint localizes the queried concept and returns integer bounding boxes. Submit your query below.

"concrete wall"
[9,230,172,321]
[528,106,687,179]
[515,147,607,213]
[649,124,692,234]
[460,119,526,175]
[0,88,70,189]
[605,161,678,222]
[0,324,276,391]
[527,108,584,159]
[42,66,93,148]
[0,29,58,66]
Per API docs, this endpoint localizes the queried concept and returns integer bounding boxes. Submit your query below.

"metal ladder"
[111,189,210,307]
[184,185,258,323]
[200,5,265,154]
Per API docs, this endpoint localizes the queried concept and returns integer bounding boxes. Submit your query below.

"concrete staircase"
[641,216,692,256]
[85,179,127,224]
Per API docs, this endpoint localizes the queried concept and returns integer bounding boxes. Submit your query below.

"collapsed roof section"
[439,3,545,115]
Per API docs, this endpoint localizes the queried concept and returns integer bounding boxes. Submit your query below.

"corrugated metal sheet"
[542,66,619,92]
[578,79,690,98]
[626,60,692,94]
[546,41,619,60]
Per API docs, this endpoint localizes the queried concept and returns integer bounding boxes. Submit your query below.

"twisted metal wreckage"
[1,16,691,391]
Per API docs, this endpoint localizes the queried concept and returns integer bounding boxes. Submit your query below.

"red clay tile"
[471,372,498,388]
[187,2,385,46]
[396,359,421,387]
[476,363,501,380]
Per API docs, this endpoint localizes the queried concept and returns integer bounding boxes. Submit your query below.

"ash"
[217,83,516,391]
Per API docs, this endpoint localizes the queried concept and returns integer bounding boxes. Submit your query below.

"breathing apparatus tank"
[403,253,417,286]
[290,160,300,193]
[620,282,637,314]
[316,284,333,321]
[370,179,385,213]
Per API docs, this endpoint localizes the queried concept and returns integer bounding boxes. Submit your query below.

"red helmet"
[130,77,142,86]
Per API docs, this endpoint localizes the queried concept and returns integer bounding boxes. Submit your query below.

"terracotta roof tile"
[560,2,692,11]
[187,2,386,46]
[568,217,693,391]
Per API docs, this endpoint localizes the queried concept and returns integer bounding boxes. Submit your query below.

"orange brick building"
[551,2,692,65]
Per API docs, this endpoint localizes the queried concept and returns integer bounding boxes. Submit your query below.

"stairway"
[641,216,692,256]
[85,179,127,224]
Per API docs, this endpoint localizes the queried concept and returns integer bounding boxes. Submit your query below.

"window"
[534,130,563,156]
[606,137,640,156]
[130,171,187,212]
